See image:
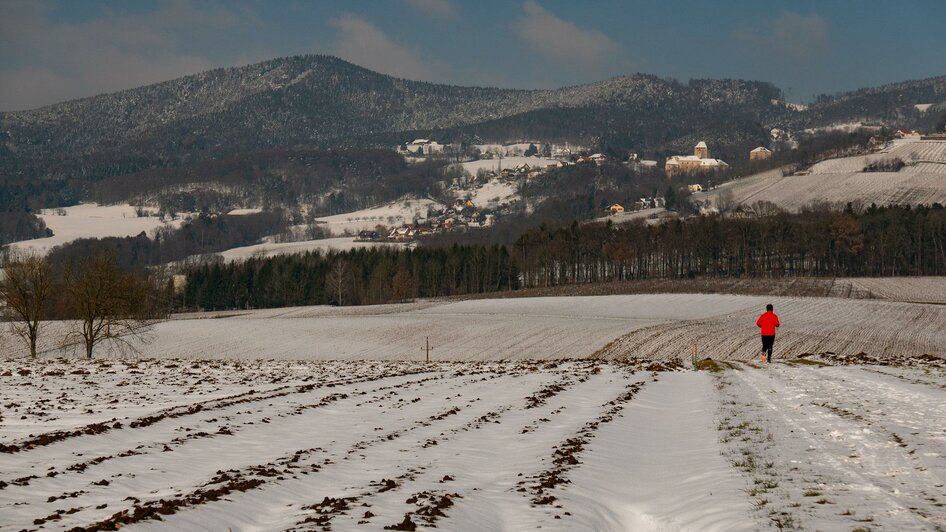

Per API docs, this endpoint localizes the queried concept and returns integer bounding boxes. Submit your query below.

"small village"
[379,136,780,239]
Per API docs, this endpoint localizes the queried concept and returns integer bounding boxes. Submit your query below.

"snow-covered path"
[1,358,943,531]
[721,363,946,530]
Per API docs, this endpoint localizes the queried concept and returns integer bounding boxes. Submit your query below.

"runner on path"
[756,304,780,363]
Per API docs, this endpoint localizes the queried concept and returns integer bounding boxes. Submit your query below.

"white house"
[405,139,445,155]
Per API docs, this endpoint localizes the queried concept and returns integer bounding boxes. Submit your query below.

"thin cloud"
[517,1,619,64]
[733,11,829,63]
[330,15,440,81]
[404,0,458,20]
[0,0,260,111]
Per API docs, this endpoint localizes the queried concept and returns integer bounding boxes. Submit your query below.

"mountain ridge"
[1,54,943,193]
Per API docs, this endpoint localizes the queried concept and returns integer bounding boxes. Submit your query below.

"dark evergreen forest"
[181,204,946,311]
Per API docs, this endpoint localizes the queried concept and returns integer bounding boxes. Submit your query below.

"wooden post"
[422,336,433,363]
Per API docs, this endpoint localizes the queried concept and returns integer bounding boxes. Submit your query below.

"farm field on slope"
[595,295,946,361]
[9,203,183,255]
[7,293,941,362]
[148,294,946,361]
[848,276,946,303]
[139,294,760,361]
[1,359,943,531]
[694,139,946,211]
[313,199,440,236]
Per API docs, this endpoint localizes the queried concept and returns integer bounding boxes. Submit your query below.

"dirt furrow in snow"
[1,370,472,530]
[119,365,584,531]
[0,368,439,485]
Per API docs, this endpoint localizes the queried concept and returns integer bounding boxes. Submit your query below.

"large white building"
[402,139,445,155]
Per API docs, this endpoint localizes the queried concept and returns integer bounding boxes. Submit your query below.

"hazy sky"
[1,0,944,111]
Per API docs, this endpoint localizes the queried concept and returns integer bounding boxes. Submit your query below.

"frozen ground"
[9,204,183,255]
[459,156,558,175]
[1,358,942,531]
[465,178,518,208]
[314,199,441,236]
[848,277,946,304]
[5,293,944,362]
[595,295,946,361]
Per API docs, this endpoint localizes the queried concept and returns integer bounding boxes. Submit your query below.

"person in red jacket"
[756,304,780,363]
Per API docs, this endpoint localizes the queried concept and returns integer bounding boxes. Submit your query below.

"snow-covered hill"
[696,139,946,211]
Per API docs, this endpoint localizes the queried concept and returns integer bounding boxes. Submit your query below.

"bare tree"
[716,189,736,213]
[325,259,350,306]
[0,254,53,357]
[62,255,161,359]
[391,267,414,302]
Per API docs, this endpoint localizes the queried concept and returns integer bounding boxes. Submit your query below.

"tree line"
[515,203,946,284]
[179,203,945,312]
[180,245,518,311]
[0,254,169,358]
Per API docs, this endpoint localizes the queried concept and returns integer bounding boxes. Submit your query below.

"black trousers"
[761,335,775,359]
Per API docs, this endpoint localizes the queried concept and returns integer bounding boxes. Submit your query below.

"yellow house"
[608,203,625,215]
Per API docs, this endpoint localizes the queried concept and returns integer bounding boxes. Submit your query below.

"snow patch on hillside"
[9,203,185,255]
[217,237,402,261]
[314,199,442,236]
[226,208,263,216]
[460,157,558,175]
[466,179,518,207]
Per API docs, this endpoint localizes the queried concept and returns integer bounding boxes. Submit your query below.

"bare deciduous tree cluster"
[0,253,168,359]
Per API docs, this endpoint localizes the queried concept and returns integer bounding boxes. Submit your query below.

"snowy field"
[594,207,668,224]
[1,357,943,531]
[595,295,946,361]
[696,139,946,211]
[459,156,558,175]
[217,237,401,261]
[848,276,946,304]
[314,199,441,236]
[9,204,182,255]
[142,294,946,362]
[466,178,518,208]
[5,293,944,363]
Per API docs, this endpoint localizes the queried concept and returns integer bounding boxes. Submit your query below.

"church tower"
[694,141,709,159]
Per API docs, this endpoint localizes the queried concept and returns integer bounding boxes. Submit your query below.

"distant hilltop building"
[665,141,729,176]
[749,146,772,160]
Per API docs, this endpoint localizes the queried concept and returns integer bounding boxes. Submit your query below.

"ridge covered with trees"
[2,54,942,211]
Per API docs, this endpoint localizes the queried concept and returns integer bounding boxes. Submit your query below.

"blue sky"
[1,0,944,111]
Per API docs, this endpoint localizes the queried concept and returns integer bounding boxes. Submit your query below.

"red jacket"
[756,311,780,336]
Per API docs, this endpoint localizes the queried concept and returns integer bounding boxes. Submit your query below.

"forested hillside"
[3,54,942,212]
[181,204,946,311]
